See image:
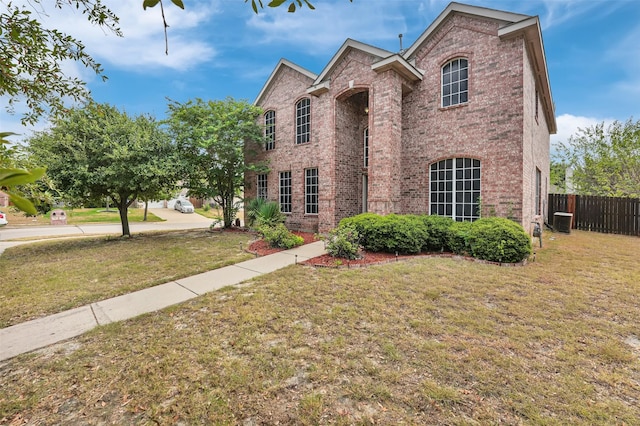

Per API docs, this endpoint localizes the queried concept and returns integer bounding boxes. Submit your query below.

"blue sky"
[2,0,639,151]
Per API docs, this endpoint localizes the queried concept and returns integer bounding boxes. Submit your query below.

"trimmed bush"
[340,213,428,254]
[325,224,361,260]
[421,215,455,252]
[448,220,473,255]
[339,213,381,251]
[259,224,304,249]
[467,217,532,263]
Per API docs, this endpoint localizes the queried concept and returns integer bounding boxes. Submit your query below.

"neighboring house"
[245,2,556,234]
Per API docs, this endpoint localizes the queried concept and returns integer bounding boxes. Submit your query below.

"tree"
[1,1,121,126]
[27,103,180,236]
[166,97,267,228]
[554,118,640,198]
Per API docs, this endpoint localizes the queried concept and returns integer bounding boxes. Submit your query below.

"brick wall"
[249,10,552,233]
[402,14,527,224]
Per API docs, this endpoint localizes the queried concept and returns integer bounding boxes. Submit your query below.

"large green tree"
[166,97,267,228]
[554,118,640,198]
[28,103,180,236]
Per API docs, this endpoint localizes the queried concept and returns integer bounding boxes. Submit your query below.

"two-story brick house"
[245,2,556,234]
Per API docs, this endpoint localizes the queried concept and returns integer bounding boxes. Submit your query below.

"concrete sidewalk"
[0,241,327,362]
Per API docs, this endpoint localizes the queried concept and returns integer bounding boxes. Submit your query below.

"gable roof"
[254,58,317,106]
[403,2,556,133]
[254,2,556,134]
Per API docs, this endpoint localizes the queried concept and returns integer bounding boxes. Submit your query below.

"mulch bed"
[245,230,527,268]
[246,231,427,268]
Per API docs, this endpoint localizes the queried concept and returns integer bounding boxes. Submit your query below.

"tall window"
[430,158,480,221]
[305,168,319,215]
[257,173,268,200]
[535,89,539,123]
[363,127,369,168]
[265,110,275,151]
[442,58,469,107]
[296,98,311,144]
[279,171,292,213]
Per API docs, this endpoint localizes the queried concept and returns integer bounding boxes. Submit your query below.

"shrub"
[251,200,285,228]
[467,217,532,263]
[340,213,428,254]
[448,220,473,255]
[259,224,304,249]
[326,224,361,260]
[244,198,266,228]
[339,212,380,250]
[421,215,455,252]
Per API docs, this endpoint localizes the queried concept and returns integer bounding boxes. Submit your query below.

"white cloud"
[10,0,219,72]
[551,114,615,155]
[245,1,409,55]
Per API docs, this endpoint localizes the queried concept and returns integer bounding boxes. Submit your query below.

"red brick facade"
[245,3,556,234]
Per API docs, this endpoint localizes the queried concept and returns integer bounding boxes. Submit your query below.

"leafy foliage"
[555,118,640,198]
[254,201,285,228]
[340,213,428,254]
[340,213,531,263]
[27,103,179,236]
[325,224,361,260]
[0,1,120,126]
[247,0,352,14]
[166,97,267,228]
[467,217,532,263]
[420,215,456,252]
[447,221,473,256]
[258,224,303,249]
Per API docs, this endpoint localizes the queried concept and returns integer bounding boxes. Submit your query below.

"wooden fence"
[548,194,640,236]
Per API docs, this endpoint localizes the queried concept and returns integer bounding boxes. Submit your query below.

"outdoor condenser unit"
[553,212,573,233]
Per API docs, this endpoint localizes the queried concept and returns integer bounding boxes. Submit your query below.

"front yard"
[1,230,639,424]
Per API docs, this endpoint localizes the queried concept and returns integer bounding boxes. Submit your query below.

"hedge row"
[338,213,532,263]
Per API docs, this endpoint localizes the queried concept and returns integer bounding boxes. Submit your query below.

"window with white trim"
[257,173,268,200]
[296,98,311,144]
[363,127,369,168]
[305,168,318,215]
[442,58,469,107]
[279,171,292,213]
[430,158,480,221]
[265,110,275,150]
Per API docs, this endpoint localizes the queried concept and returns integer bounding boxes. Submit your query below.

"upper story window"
[264,110,275,151]
[296,98,311,144]
[363,127,369,168]
[442,58,468,108]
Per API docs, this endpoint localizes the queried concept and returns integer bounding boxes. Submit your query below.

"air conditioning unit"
[554,212,573,233]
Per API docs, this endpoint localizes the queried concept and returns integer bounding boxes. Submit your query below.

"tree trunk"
[143,200,148,221]
[116,196,131,237]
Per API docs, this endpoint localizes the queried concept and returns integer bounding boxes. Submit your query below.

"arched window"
[442,58,468,107]
[264,110,275,151]
[430,158,480,221]
[296,98,311,144]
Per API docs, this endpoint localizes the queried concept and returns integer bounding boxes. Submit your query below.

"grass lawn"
[0,230,255,328]
[4,207,164,226]
[1,230,639,424]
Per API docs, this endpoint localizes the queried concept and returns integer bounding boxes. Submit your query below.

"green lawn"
[5,207,164,226]
[1,230,639,425]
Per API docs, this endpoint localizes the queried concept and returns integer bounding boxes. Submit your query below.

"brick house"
[245,2,556,234]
